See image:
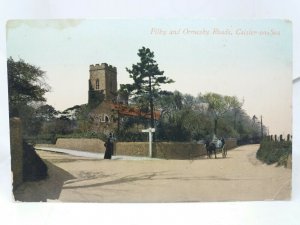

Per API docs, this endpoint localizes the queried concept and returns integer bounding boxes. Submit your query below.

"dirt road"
[14,144,291,202]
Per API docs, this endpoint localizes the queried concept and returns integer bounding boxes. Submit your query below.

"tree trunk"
[149,75,154,128]
[214,119,218,135]
[234,111,237,130]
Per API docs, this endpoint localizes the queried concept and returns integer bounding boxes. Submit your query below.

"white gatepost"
[142,128,155,158]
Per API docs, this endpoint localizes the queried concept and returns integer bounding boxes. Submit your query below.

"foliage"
[7,57,50,117]
[256,139,292,166]
[7,57,52,138]
[8,56,265,144]
[154,91,212,141]
[115,130,147,142]
[73,105,93,133]
[202,93,243,135]
[124,47,174,127]
[157,109,192,141]
[88,82,105,109]
[152,90,262,142]
[126,47,174,97]
[26,131,109,145]
[55,131,108,141]
[24,89,264,144]
[24,133,57,144]
[35,104,59,121]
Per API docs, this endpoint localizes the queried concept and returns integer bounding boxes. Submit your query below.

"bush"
[24,133,57,144]
[256,139,292,166]
[115,130,147,142]
[55,131,107,141]
[25,131,109,144]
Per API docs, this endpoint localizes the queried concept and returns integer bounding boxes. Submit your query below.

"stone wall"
[115,142,149,157]
[53,138,237,159]
[55,138,106,153]
[153,142,207,159]
[89,101,118,134]
[224,138,237,151]
[9,118,23,190]
[116,140,237,159]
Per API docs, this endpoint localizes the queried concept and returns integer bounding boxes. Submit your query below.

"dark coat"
[104,138,113,159]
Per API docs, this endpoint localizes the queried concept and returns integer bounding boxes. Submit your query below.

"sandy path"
[13,144,291,202]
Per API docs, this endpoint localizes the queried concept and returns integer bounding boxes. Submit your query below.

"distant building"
[87,63,160,135]
[88,63,118,108]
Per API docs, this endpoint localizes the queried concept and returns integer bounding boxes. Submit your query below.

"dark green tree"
[125,47,174,128]
[35,104,58,122]
[7,57,51,138]
[24,104,58,136]
[7,57,50,117]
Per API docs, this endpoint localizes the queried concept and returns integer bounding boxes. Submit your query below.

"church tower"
[88,63,117,108]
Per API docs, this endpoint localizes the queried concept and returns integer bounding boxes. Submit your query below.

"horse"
[206,139,227,159]
[206,142,217,159]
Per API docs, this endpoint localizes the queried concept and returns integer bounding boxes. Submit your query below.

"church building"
[87,63,160,135]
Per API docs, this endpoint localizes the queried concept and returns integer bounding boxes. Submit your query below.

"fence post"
[280,134,283,142]
[274,135,277,142]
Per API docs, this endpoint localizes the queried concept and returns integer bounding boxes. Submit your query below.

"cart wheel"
[222,145,227,158]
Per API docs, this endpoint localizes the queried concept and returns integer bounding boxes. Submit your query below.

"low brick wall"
[116,142,207,159]
[153,142,207,159]
[224,138,237,150]
[48,138,237,159]
[115,142,149,157]
[55,138,105,153]
[10,118,23,190]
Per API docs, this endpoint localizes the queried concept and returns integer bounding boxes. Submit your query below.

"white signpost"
[142,128,155,158]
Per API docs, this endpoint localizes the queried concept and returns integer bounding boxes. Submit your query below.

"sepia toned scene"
[7,19,292,202]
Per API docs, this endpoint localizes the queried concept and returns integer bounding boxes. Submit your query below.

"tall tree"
[125,47,174,127]
[7,57,50,117]
[35,104,58,122]
[203,93,242,135]
[156,90,213,141]
[225,96,244,130]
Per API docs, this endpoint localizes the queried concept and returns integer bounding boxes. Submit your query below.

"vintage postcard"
[6,19,292,202]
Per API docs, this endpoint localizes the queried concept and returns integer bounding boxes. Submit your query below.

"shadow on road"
[61,170,258,191]
[13,160,75,202]
[63,171,168,190]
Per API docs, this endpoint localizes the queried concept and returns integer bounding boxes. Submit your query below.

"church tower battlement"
[88,63,118,108]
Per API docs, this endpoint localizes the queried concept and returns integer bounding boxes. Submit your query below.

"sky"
[6,19,292,135]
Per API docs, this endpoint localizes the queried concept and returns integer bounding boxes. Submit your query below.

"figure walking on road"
[104,133,113,159]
